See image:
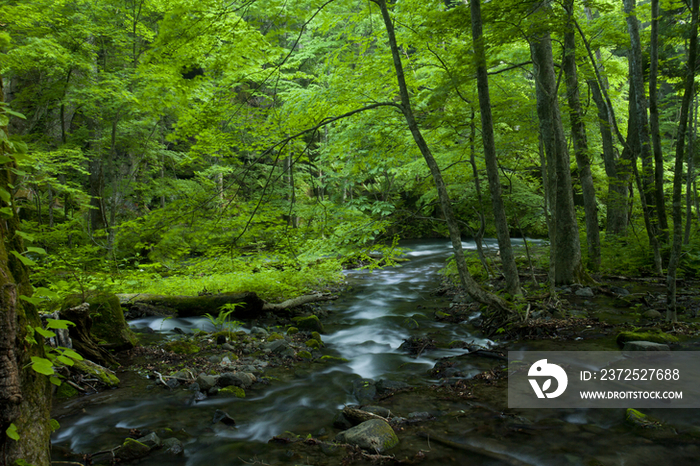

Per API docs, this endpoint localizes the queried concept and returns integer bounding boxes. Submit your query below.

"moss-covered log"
[117,292,336,319]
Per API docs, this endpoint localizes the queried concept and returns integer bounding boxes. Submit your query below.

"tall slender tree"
[563,0,600,272]
[624,0,664,274]
[469,0,521,296]
[373,0,510,310]
[529,3,584,285]
[667,0,699,322]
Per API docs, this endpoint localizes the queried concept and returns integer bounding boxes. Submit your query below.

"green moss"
[219,386,246,398]
[319,355,349,364]
[268,332,284,342]
[286,327,299,335]
[63,292,138,350]
[116,438,150,461]
[616,329,679,346]
[305,339,321,349]
[297,350,313,360]
[73,359,120,386]
[311,331,322,343]
[56,382,79,399]
[164,340,200,354]
[212,330,238,341]
[436,311,451,318]
[292,315,324,333]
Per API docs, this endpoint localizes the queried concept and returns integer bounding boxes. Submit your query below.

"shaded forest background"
[1,0,700,310]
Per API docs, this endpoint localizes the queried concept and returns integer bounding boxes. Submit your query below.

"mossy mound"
[305,339,321,349]
[616,329,679,346]
[73,359,120,387]
[311,331,323,343]
[286,327,299,335]
[56,382,79,399]
[62,292,138,350]
[292,315,324,333]
[267,332,284,342]
[297,350,313,360]
[219,386,246,398]
[164,340,200,354]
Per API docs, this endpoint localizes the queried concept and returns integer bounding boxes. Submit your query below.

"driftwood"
[117,291,337,319]
[62,303,117,367]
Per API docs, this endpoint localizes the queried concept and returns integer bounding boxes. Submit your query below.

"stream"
[51,239,700,466]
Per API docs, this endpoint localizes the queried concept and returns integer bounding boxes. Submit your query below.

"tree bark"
[469,0,521,295]
[684,95,697,244]
[0,76,52,466]
[667,0,699,322]
[649,0,670,242]
[563,0,600,272]
[625,0,665,273]
[530,22,584,285]
[374,0,510,310]
[589,79,630,235]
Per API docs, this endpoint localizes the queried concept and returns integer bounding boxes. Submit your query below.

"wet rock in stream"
[336,419,399,453]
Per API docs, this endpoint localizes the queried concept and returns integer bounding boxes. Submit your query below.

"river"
[51,239,700,466]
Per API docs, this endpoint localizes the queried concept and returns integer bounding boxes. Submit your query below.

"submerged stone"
[335,419,399,452]
[115,438,150,461]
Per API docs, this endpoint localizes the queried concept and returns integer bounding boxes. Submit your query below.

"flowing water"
[51,239,700,466]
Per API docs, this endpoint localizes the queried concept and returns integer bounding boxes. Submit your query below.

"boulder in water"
[336,419,399,452]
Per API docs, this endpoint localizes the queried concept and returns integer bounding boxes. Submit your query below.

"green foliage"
[204,304,244,332]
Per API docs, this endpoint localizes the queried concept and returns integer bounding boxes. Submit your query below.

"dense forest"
[2,0,700,464]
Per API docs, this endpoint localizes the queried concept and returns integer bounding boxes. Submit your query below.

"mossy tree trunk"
[0,75,52,466]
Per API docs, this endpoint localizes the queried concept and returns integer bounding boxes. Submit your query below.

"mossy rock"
[56,382,79,399]
[219,386,246,398]
[62,292,138,351]
[212,330,238,341]
[115,438,150,461]
[625,408,677,439]
[305,339,321,349]
[292,315,324,333]
[319,355,349,364]
[297,350,313,360]
[73,359,119,387]
[164,340,200,354]
[268,332,284,342]
[311,331,322,343]
[286,327,299,335]
[616,329,679,346]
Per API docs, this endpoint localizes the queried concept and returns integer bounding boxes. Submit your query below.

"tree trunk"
[625,0,665,272]
[649,0,670,242]
[530,24,584,285]
[469,109,493,278]
[563,0,600,272]
[589,79,630,235]
[0,76,52,466]
[375,0,510,310]
[667,0,699,322]
[629,80,664,272]
[684,95,697,245]
[469,0,521,295]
